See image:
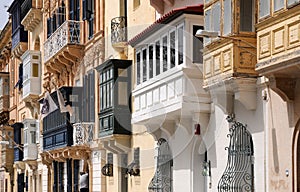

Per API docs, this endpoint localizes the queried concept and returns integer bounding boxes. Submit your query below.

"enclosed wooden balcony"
[21,0,42,32]
[44,20,84,75]
[21,50,41,102]
[96,59,132,138]
[203,37,257,88]
[256,9,300,78]
[42,87,82,151]
[8,0,28,58]
[0,73,9,115]
[111,16,127,52]
[1,125,14,173]
[23,119,39,161]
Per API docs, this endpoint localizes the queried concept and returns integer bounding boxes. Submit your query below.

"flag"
[57,89,73,116]
[40,92,58,120]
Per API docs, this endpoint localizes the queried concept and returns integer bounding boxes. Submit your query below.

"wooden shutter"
[89,71,95,122]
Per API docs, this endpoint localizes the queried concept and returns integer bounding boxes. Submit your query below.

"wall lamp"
[195,29,256,55]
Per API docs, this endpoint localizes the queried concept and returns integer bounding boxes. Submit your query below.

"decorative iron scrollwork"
[218,115,254,192]
[111,16,127,45]
[148,138,173,192]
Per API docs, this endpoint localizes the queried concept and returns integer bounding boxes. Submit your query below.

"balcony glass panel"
[21,0,32,18]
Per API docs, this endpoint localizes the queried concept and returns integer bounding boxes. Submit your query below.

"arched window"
[148,138,173,192]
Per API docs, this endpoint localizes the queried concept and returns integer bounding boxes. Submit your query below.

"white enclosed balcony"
[129,11,210,125]
[21,50,41,101]
[23,119,39,161]
[73,122,94,146]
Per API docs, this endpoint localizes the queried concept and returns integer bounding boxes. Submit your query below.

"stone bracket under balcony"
[209,77,257,113]
[100,135,131,154]
[21,8,42,32]
[12,42,28,59]
[41,146,91,165]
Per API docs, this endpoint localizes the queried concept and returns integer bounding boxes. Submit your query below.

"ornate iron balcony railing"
[111,16,127,45]
[44,20,82,63]
[73,122,94,146]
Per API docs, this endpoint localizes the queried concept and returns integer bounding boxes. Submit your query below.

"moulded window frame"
[136,50,141,86]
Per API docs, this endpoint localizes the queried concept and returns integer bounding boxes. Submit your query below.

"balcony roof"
[128,4,203,46]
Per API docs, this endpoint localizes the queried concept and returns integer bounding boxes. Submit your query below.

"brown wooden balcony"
[203,36,257,88]
[111,16,127,52]
[1,125,14,173]
[44,20,84,76]
[21,0,42,32]
[0,73,9,115]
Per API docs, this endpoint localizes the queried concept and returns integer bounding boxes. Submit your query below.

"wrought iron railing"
[111,16,127,45]
[44,20,82,62]
[73,122,94,146]
[21,0,32,18]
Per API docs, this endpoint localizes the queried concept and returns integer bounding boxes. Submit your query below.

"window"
[178,25,184,65]
[193,25,204,63]
[170,31,176,68]
[149,45,154,79]
[204,9,211,44]
[240,0,254,31]
[212,2,221,33]
[155,41,160,75]
[136,52,141,85]
[83,0,94,38]
[32,63,39,77]
[162,36,168,72]
[288,0,300,6]
[100,69,113,111]
[70,0,80,21]
[83,71,95,122]
[142,49,147,82]
[223,0,232,35]
[259,0,270,18]
[30,131,36,144]
[274,0,284,11]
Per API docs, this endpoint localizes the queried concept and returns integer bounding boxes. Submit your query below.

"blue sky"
[0,0,13,29]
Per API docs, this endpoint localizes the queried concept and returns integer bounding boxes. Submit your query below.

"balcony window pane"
[223,0,232,35]
[24,130,28,144]
[178,26,184,65]
[118,82,127,105]
[212,2,221,33]
[30,131,36,144]
[193,25,203,63]
[204,9,211,44]
[288,0,300,6]
[259,0,270,18]
[136,52,141,84]
[170,31,175,68]
[32,63,39,77]
[143,49,147,82]
[110,81,113,107]
[240,0,254,31]
[155,41,160,75]
[149,45,153,79]
[103,83,106,109]
[162,36,168,72]
[274,0,284,11]
[24,64,30,81]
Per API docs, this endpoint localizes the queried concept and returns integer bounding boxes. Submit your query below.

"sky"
[0,0,13,29]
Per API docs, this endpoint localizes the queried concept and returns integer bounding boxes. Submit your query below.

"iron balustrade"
[111,16,127,45]
[73,122,94,146]
[44,20,82,63]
